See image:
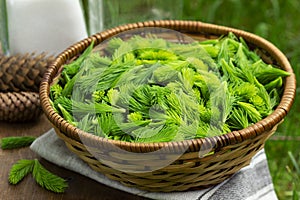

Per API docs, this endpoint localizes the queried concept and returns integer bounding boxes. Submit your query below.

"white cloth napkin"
[30,128,278,200]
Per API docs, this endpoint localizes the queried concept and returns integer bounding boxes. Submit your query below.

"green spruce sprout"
[9,159,68,193]
[50,32,290,143]
[1,136,36,150]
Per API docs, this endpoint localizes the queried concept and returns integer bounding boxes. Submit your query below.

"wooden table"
[0,114,147,200]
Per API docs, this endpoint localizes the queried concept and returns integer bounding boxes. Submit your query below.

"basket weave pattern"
[40,20,296,192]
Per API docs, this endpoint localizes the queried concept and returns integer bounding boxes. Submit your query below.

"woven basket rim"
[39,20,296,153]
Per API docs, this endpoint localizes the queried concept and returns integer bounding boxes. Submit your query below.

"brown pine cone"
[0,53,55,122]
[0,91,42,122]
[0,53,55,92]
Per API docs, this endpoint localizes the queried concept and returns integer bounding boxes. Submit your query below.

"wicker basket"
[39,20,296,192]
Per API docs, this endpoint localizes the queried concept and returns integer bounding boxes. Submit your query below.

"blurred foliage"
[0,0,8,54]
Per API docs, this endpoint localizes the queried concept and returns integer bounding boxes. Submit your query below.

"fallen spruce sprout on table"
[50,32,290,143]
[0,136,36,150]
[8,159,68,193]
[1,136,68,193]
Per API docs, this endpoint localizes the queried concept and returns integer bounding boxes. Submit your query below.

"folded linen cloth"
[30,128,278,200]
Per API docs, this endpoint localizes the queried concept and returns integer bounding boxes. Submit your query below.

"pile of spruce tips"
[50,32,289,143]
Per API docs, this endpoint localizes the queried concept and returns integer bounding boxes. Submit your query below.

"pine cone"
[0,53,55,122]
[0,92,42,122]
[0,53,55,92]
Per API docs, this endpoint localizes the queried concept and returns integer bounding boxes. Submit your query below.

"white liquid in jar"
[7,0,88,56]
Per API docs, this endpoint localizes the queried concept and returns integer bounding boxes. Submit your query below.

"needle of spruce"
[8,159,68,193]
[0,136,36,150]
